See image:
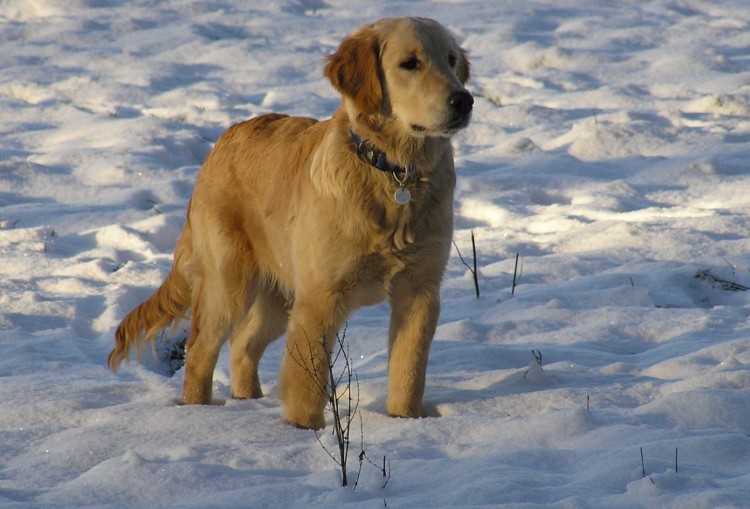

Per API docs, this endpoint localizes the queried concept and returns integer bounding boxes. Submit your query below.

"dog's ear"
[324,28,383,115]
[457,47,470,84]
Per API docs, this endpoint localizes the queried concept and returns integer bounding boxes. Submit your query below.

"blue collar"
[350,129,407,175]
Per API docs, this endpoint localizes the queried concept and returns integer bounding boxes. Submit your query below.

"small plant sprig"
[288,326,389,491]
[695,269,749,292]
[355,448,391,491]
[315,328,358,487]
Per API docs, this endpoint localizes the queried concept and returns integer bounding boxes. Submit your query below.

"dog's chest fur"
[193,113,454,306]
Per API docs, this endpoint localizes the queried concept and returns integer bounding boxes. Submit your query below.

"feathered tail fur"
[108,230,192,371]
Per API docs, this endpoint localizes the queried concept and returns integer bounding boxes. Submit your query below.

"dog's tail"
[108,230,192,372]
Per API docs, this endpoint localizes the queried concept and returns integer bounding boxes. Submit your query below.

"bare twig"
[287,327,357,487]
[324,330,355,487]
[453,231,480,298]
[640,447,656,485]
[43,228,55,253]
[523,349,543,379]
[288,326,389,491]
[721,257,736,275]
[695,269,749,292]
[511,253,521,295]
[356,449,391,490]
[471,230,478,298]
[146,199,163,215]
[531,349,542,366]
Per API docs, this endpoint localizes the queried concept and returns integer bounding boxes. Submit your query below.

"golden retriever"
[108,17,473,429]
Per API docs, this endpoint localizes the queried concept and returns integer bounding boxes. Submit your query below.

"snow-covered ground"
[2,1,750,507]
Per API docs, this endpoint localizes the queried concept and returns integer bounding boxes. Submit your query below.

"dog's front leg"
[280,294,346,429]
[386,278,441,418]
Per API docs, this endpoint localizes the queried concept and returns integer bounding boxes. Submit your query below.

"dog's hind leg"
[181,235,256,405]
[181,276,236,404]
[229,284,289,399]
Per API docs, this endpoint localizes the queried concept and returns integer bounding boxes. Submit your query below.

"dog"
[108,17,473,430]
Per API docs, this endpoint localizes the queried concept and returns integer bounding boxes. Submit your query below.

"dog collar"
[350,129,407,175]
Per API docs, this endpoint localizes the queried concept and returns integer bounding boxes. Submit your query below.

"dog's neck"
[340,103,428,169]
[350,129,409,175]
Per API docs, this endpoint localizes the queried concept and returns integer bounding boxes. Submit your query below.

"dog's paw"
[284,408,326,430]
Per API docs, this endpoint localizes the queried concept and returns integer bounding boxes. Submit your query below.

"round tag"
[394,187,412,205]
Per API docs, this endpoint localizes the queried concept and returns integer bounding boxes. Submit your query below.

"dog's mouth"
[410,114,471,136]
[445,112,472,132]
[412,118,471,137]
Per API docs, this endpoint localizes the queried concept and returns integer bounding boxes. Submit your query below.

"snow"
[2,0,750,507]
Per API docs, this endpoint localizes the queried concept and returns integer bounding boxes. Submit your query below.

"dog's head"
[324,17,472,138]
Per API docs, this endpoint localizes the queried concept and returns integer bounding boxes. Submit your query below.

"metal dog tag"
[394,186,412,205]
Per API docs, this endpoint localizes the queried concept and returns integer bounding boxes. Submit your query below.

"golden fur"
[108,17,473,429]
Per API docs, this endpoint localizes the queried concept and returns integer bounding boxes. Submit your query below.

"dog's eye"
[399,56,419,71]
[448,54,457,68]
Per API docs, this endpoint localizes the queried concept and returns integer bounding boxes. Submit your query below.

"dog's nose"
[448,91,474,115]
